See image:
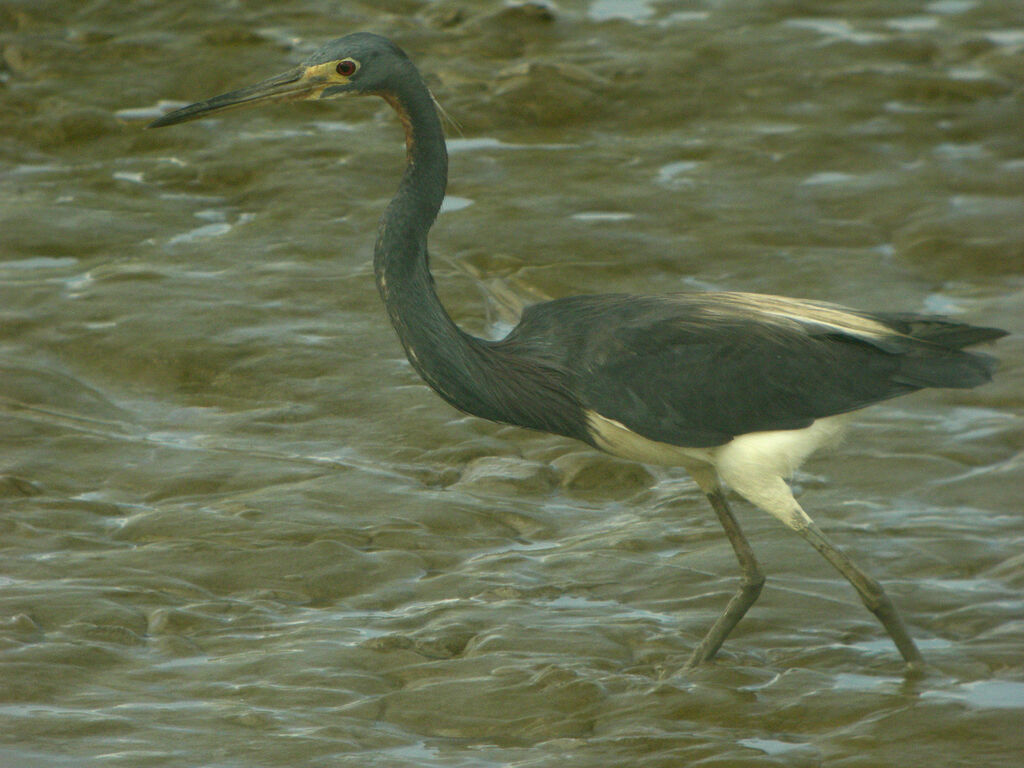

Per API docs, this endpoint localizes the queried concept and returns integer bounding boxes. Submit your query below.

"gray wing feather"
[499,293,1003,448]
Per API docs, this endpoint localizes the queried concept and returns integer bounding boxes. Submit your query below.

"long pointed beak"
[148,65,325,128]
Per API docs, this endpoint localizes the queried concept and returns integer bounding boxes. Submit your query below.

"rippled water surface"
[2,1,1023,765]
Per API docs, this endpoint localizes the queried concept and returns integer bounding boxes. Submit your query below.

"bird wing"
[503,292,998,448]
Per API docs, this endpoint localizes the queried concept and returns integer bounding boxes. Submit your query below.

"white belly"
[585,408,852,507]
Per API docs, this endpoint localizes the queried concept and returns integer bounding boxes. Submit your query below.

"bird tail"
[878,314,1008,350]
[873,317,1007,389]
[893,347,999,389]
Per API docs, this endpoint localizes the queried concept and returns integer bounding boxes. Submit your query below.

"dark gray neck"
[373,72,448,272]
[371,66,586,440]
[371,69,498,418]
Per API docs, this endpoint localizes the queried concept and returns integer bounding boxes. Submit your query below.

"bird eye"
[336,60,358,77]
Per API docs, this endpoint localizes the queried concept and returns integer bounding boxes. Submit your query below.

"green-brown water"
[2,1,1023,766]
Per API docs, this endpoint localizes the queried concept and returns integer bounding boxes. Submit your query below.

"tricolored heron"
[150,33,1006,671]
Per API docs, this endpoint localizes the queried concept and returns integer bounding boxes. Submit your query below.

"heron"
[150,32,1006,671]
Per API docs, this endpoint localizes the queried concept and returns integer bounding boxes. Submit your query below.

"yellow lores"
[300,58,361,99]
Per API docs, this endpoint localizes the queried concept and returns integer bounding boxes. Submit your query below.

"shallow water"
[2,1,1023,766]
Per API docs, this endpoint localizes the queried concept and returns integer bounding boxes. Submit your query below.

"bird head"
[148,32,411,128]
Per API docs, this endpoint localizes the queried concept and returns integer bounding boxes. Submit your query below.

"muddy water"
[2,1,1022,766]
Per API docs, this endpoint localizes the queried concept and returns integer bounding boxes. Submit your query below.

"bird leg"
[794,519,924,670]
[685,489,765,666]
